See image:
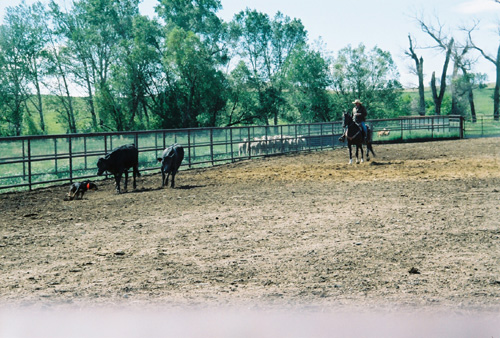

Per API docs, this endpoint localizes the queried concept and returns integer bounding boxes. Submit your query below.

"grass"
[402,83,495,120]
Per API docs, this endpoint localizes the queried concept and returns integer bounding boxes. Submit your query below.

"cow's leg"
[133,165,140,189]
[123,170,129,192]
[171,172,176,188]
[164,172,170,187]
[132,168,137,190]
[114,174,121,193]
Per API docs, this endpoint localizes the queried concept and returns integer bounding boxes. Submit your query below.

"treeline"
[0,0,487,136]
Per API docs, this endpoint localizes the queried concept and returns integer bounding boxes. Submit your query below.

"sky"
[1,0,500,88]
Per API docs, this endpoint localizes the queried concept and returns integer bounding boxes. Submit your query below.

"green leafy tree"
[286,44,333,122]
[0,1,51,135]
[331,43,402,119]
[111,15,163,130]
[0,10,30,135]
[230,9,307,125]
[221,61,259,126]
[21,1,51,133]
[156,0,229,128]
[50,0,99,130]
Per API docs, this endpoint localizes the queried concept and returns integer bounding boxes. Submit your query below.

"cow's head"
[158,148,176,172]
[97,158,106,176]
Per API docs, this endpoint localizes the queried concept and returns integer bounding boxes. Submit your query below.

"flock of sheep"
[238,135,308,156]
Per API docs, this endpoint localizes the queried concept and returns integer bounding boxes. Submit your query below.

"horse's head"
[342,111,352,128]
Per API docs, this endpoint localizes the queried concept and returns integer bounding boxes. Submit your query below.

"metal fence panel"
[0,116,466,193]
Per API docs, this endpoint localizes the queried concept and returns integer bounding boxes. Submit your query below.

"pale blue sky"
[2,0,500,87]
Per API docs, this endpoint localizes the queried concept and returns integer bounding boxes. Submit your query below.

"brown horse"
[341,112,375,164]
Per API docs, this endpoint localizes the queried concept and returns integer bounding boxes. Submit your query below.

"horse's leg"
[366,142,370,161]
[359,144,364,163]
[348,143,353,164]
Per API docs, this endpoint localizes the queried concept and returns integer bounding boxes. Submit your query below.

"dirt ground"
[1,137,499,313]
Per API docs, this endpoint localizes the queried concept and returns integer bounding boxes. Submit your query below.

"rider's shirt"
[352,105,367,124]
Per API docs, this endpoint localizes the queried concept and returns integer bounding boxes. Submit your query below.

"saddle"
[341,123,370,143]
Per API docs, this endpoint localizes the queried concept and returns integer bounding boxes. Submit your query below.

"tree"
[230,9,307,125]
[45,40,78,133]
[467,30,500,121]
[156,0,229,128]
[405,34,426,116]
[222,61,259,126]
[50,0,99,130]
[0,7,31,135]
[429,39,453,116]
[416,16,454,115]
[0,1,51,134]
[330,43,402,118]
[286,44,333,122]
[112,14,163,130]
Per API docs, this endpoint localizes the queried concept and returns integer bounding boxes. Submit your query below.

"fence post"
[22,139,26,181]
[84,137,88,170]
[230,128,234,162]
[210,128,214,166]
[54,138,58,174]
[27,139,32,191]
[431,116,434,139]
[320,124,324,150]
[247,127,251,159]
[280,125,284,154]
[69,136,73,184]
[192,131,196,165]
[307,124,311,151]
[188,129,192,168]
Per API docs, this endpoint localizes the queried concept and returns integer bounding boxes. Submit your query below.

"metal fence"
[463,116,500,138]
[0,115,466,193]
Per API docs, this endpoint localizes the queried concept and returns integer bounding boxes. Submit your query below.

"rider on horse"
[339,99,368,142]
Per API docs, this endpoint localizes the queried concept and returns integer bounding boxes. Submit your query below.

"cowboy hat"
[352,99,362,104]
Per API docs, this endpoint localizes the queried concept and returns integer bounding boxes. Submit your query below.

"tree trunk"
[417,57,425,116]
[31,62,46,133]
[406,35,426,116]
[494,45,500,121]
[468,85,477,123]
[82,59,98,130]
[431,39,453,115]
[431,72,441,115]
[451,61,460,116]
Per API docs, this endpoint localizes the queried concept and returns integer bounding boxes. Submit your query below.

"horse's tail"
[367,142,375,157]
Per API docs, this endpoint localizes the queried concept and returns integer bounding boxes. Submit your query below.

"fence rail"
[463,116,500,138]
[0,115,466,193]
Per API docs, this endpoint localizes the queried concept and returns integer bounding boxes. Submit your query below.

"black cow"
[157,143,184,188]
[97,144,141,193]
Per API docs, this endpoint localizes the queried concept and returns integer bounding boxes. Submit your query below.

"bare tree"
[405,34,426,116]
[466,22,500,121]
[416,15,454,115]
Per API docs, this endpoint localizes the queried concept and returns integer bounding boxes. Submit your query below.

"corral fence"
[0,115,473,193]
[463,116,500,138]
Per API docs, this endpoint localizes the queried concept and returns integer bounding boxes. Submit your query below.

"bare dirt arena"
[1,137,500,331]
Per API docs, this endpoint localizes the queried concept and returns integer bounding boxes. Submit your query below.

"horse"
[341,111,375,164]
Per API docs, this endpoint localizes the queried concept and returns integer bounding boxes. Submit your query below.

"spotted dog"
[67,181,98,200]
